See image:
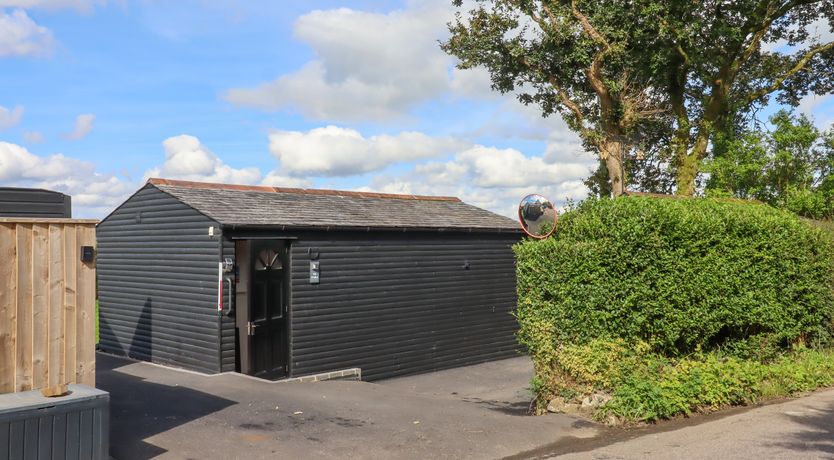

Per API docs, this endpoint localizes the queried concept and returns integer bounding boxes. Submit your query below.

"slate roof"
[148,178,520,232]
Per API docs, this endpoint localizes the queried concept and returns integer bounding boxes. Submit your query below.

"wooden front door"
[248,240,289,378]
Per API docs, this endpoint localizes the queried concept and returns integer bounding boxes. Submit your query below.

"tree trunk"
[675,128,710,196]
[602,140,626,196]
[675,154,699,196]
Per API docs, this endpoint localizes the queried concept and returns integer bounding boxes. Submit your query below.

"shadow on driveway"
[770,405,834,456]
[96,353,594,459]
[97,354,235,459]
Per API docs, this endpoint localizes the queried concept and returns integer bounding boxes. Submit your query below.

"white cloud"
[260,172,312,189]
[762,18,834,53]
[0,9,53,58]
[0,0,105,12]
[454,146,591,188]
[0,141,131,216]
[360,142,595,218]
[798,93,834,128]
[36,175,129,214]
[806,18,834,44]
[267,125,467,177]
[449,67,496,100]
[63,113,95,140]
[0,105,23,129]
[0,142,90,180]
[144,134,262,184]
[225,2,458,121]
[22,130,43,143]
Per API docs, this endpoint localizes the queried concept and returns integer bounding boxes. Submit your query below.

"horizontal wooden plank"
[286,232,519,380]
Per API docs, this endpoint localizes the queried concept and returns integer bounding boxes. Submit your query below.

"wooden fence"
[0,218,97,394]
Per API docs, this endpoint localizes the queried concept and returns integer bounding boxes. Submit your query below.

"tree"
[442,0,834,196]
[705,110,834,218]
[584,148,676,197]
[704,130,771,200]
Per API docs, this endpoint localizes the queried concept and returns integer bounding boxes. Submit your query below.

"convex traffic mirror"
[518,194,557,238]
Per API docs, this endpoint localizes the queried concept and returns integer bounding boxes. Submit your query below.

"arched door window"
[255,248,283,271]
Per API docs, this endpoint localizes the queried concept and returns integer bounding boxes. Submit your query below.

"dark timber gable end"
[97,184,225,373]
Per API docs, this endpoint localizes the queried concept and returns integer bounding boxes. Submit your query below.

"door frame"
[234,238,293,377]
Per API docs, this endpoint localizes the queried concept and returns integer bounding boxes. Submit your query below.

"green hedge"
[553,339,834,423]
[515,196,834,420]
[515,197,834,357]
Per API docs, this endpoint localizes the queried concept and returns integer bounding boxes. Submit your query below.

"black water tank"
[0,187,71,218]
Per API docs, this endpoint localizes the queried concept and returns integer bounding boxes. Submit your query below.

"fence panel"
[0,218,97,394]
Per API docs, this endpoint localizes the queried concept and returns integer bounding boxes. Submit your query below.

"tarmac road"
[537,388,834,459]
[97,353,597,459]
[98,350,834,459]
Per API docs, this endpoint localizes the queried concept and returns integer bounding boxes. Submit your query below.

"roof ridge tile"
[148,178,460,202]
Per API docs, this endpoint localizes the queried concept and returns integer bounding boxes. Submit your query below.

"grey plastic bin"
[0,384,109,460]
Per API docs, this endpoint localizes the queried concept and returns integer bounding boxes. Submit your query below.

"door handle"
[224,277,234,315]
[247,322,260,336]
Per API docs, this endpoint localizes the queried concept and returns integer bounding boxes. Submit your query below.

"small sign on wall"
[310,260,320,284]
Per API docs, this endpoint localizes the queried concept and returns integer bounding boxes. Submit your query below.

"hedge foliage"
[554,339,834,423]
[515,196,834,421]
[515,196,834,355]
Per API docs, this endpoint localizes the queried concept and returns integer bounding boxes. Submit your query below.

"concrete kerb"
[96,351,361,384]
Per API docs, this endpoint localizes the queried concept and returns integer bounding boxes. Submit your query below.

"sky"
[0,0,832,218]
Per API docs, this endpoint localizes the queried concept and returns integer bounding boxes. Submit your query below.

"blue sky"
[0,0,832,218]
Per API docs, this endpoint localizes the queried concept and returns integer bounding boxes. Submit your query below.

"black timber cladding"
[220,237,236,372]
[286,231,520,381]
[97,185,224,374]
[0,187,71,218]
[100,179,522,379]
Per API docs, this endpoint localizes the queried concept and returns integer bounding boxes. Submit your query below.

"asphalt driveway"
[549,387,834,459]
[97,353,597,459]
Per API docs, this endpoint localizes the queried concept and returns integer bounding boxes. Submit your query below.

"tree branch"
[670,55,690,134]
[570,0,610,49]
[569,0,616,132]
[746,41,834,104]
[518,55,589,133]
[520,2,549,32]
[771,0,822,26]
[540,2,559,24]
[730,0,819,78]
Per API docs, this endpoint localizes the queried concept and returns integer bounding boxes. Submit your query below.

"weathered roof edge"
[221,222,522,233]
[96,179,521,233]
[147,178,461,203]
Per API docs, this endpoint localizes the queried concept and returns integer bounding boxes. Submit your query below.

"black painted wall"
[287,231,520,381]
[97,185,224,373]
[101,184,521,379]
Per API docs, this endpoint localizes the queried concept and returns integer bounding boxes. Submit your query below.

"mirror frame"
[517,194,558,239]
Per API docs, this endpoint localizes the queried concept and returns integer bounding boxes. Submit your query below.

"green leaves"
[516,195,834,422]
[706,110,834,219]
[516,195,834,415]
[548,339,834,423]
[444,1,834,195]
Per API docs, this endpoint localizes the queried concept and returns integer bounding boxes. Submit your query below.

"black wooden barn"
[0,187,71,218]
[97,178,522,380]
